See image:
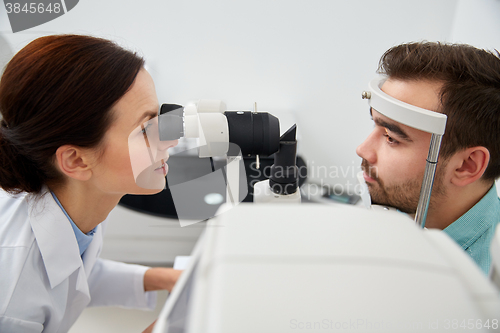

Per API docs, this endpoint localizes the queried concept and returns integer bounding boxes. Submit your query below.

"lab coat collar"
[28,187,87,291]
[82,222,103,277]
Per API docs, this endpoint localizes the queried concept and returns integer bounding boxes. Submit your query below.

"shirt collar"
[50,191,96,256]
[443,184,500,249]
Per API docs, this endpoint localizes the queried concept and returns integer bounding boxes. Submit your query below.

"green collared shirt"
[443,184,500,275]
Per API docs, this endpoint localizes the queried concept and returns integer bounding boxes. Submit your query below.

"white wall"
[1,0,462,192]
[450,0,500,50]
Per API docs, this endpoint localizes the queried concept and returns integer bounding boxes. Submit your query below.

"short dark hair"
[0,34,145,194]
[378,42,500,181]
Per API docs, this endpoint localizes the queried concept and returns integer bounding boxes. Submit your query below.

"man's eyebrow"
[370,109,413,142]
[134,110,158,127]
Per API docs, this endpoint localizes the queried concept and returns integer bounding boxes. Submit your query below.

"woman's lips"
[154,158,168,175]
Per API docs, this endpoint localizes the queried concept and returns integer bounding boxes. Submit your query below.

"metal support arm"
[414,133,443,228]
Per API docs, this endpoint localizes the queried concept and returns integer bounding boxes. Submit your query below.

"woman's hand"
[141,268,182,332]
[143,267,183,293]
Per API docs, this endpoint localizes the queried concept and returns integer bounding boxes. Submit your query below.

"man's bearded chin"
[370,182,421,214]
[361,159,420,214]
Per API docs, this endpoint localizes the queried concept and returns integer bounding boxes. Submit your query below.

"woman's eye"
[141,124,152,135]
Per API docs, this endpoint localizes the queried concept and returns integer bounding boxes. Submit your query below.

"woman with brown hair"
[0,34,180,332]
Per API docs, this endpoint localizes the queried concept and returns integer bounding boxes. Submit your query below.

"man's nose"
[356,131,377,165]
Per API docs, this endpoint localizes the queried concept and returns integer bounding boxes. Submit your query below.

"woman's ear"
[450,146,490,187]
[55,145,93,181]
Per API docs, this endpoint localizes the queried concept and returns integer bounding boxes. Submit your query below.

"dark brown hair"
[0,34,145,194]
[378,42,500,181]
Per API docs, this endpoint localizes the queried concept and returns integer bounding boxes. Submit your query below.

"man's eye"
[383,130,398,144]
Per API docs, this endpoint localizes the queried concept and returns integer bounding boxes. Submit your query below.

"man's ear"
[55,145,93,181]
[450,146,490,187]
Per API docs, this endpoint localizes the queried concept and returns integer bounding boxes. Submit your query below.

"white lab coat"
[0,188,156,332]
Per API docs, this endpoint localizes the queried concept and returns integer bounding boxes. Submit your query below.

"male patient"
[357,42,500,274]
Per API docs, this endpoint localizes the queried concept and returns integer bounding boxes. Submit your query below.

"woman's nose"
[158,139,178,151]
